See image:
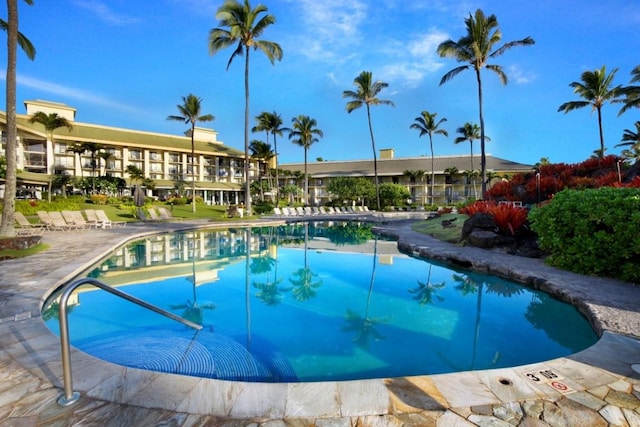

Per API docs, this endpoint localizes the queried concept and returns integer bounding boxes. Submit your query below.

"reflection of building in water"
[87,228,265,288]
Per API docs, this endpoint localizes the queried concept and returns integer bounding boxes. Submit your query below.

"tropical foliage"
[529,187,640,282]
[485,155,640,204]
[410,111,448,205]
[557,66,623,158]
[288,115,323,205]
[343,70,394,211]
[437,9,534,197]
[167,94,214,213]
[209,0,282,215]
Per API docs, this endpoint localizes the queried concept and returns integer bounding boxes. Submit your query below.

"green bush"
[253,200,274,215]
[529,187,640,282]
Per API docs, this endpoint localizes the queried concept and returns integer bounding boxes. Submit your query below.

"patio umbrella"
[133,185,145,219]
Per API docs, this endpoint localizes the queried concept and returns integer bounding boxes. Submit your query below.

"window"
[54,156,74,168]
[168,153,180,163]
[129,150,142,160]
[149,151,161,161]
[54,143,67,154]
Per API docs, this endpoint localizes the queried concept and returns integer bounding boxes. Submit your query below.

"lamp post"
[534,168,541,204]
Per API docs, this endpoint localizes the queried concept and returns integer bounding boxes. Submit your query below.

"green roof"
[2,112,244,158]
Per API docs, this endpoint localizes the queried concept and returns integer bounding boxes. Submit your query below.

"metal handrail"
[56,277,202,406]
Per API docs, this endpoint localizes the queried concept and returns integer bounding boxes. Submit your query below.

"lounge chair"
[49,211,84,231]
[61,210,91,229]
[157,207,183,221]
[37,211,62,231]
[304,207,313,216]
[14,212,46,234]
[84,209,106,228]
[95,209,127,228]
[296,207,305,216]
[273,207,282,216]
[327,206,336,214]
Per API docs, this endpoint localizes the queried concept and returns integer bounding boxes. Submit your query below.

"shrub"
[460,200,528,235]
[253,200,274,215]
[89,194,108,205]
[529,187,640,282]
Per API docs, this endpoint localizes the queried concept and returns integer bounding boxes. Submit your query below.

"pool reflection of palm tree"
[409,264,446,305]
[342,237,390,348]
[251,249,289,305]
[289,223,323,301]
[324,222,373,245]
[448,273,500,371]
[170,249,216,326]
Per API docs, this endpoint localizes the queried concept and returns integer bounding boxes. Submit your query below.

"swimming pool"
[43,222,597,382]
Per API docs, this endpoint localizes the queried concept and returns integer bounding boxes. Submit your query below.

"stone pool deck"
[0,216,639,426]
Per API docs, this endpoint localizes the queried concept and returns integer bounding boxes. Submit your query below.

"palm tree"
[454,122,489,199]
[288,115,323,205]
[209,0,283,216]
[0,0,35,237]
[126,164,145,185]
[97,150,114,176]
[619,65,640,115]
[249,139,274,200]
[80,142,106,194]
[343,71,394,211]
[410,111,448,205]
[167,94,215,213]
[558,66,623,159]
[252,111,284,201]
[616,121,640,150]
[437,9,534,196]
[28,112,73,203]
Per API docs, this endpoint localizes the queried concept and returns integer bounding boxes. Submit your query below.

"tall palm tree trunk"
[366,106,381,211]
[303,147,308,205]
[470,144,478,199]
[244,47,251,215]
[0,0,18,237]
[476,70,487,198]
[273,133,279,203]
[190,125,197,213]
[597,107,605,158]
[429,135,435,205]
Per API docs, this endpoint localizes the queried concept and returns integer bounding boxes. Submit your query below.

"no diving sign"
[523,369,574,394]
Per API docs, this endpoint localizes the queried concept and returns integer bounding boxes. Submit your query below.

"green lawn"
[411,213,468,244]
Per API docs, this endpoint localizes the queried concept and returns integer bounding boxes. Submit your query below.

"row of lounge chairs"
[145,206,182,222]
[272,206,371,217]
[15,209,127,232]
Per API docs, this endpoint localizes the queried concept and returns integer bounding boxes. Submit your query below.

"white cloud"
[377,29,449,88]
[294,0,367,62]
[71,0,140,25]
[2,71,143,116]
[508,65,536,84]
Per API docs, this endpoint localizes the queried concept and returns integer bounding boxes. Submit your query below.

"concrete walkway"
[0,217,639,426]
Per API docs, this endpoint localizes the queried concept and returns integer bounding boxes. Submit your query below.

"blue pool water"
[43,222,598,382]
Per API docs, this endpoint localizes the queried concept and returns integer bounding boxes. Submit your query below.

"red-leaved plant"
[460,201,528,235]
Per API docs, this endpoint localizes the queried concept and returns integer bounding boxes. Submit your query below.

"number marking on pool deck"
[523,369,574,394]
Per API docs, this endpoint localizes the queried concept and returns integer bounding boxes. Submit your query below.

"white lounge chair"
[14,212,46,234]
[95,209,126,228]
[273,207,282,216]
[157,207,183,221]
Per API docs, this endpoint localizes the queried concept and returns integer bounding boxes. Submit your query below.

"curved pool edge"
[2,218,640,421]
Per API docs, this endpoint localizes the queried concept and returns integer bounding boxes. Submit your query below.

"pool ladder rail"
[56,277,203,406]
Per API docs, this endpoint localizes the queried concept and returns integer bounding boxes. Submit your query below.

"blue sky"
[1,0,638,166]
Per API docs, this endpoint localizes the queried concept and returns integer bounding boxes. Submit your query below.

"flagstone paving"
[1,215,639,426]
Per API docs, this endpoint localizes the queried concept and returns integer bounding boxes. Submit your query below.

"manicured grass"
[73,203,248,223]
[411,213,468,244]
[0,242,50,259]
